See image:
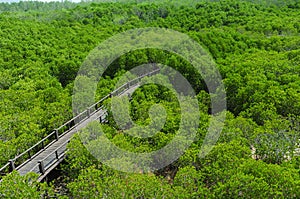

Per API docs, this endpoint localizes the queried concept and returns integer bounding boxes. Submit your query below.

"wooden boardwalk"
[18,109,106,180]
[0,69,160,181]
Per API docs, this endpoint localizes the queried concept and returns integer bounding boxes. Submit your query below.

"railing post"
[38,161,45,174]
[55,129,59,141]
[55,151,59,159]
[9,159,15,172]
[70,119,75,128]
[41,141,45,149]
[87,108,90,118]
[127,93,132,100]
[28,151,31,159]
[68,121,71,130]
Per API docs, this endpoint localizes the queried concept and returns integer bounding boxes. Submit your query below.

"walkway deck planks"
[0,69,159,182]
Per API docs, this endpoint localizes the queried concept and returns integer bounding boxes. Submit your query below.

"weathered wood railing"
[0,68,160,180]
[32,139,71,178]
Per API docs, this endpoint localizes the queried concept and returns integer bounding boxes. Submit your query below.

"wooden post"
[70,119,75,128]
[41,141,45,149]
[38,161,45,174]
[68,122,71,130]
[128,93,132,100]
[87,108,90,118]
[9,159,15,172]
[55,129,59,141]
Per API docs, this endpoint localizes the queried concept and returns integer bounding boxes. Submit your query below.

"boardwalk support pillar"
[9,159,15,172]
[55,151,59,159]
[38,161,45,174]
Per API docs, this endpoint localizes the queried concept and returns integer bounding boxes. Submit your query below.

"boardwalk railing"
[0,68,160,180]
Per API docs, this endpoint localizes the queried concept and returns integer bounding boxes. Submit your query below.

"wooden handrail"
[42,139,70,164]
[0,163,10,174]
[0,68,160,178]
[14,131,57,164]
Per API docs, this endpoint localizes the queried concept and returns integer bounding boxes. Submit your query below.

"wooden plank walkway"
[17,109,105,177]
[0,68,160,181]
[19,84,140,181]
[17,84,139,179]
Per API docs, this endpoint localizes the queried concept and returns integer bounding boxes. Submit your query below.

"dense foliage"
[0,0,299,198]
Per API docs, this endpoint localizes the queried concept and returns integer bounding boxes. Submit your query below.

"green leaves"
[0,171,54,199]
[0,0,300,198]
